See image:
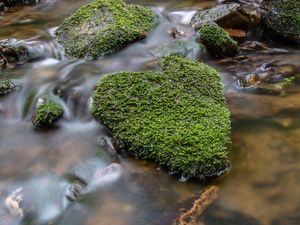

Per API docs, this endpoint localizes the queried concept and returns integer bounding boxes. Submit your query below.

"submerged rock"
[0,78,16,95]
[92,55,231,179]
[199,22,238,57]
[56,0,157,58]
[261,0,300,44]
[191,3,250,30]
[149,40,202,59]
[32,98,64,128]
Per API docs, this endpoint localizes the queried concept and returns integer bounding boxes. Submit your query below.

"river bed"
[0,0,300,225]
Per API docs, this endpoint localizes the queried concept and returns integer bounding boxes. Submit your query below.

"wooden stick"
[173,185,219,225]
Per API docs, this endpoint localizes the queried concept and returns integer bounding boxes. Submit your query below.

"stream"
[1,0,300,225]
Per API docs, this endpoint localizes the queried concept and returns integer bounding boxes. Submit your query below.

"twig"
[173,185,219,225]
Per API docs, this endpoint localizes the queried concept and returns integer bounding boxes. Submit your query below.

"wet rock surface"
[191,3,250,30]
[261,0,300,44]
[149,40,202,59]
[0,40,28,67]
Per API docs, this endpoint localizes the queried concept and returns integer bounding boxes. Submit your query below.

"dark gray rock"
[191,3,250,30]
[261,0,300,44]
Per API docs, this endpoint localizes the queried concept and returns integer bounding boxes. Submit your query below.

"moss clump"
[262,0,300,43]
[199,22,238,57]
[92,55,231,179]
[0,78,16,95]
[32,99,64,128]
[56,0,157,58]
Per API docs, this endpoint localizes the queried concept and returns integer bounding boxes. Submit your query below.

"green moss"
[92,55,231,179]
[32,99,64,128]
[0,78,16,95]
[262,0,300,43]
[199,22,238,57]
[56,0,157,58]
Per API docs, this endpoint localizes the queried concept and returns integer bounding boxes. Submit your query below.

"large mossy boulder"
[92,55,231,179]
[55,0,157,58]
[261,0,300,44]
[199,22,238,57]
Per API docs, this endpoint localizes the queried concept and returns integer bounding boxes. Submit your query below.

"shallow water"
[0,0,300,225]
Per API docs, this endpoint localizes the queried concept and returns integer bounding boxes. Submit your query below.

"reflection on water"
[0,0,300,224]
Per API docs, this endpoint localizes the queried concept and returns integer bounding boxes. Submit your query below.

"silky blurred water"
[0,0,300,224]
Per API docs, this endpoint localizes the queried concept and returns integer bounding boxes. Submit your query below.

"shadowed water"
[0,0,300,224]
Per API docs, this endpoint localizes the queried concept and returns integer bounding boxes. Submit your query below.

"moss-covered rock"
[32,99,64,128]
[0,78,16,95]
[55,0,157,58]
[261,0,300,44]
[92,55,231,179]
[199,22,238,57]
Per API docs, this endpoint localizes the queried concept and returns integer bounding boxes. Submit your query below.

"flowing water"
[0,0,300,225]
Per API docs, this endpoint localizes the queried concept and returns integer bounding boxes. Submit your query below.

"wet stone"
[0,40,28,64]
[1,174,69,225]
[0,78,16,95]
[191,3,250,30]
[149,40,202,59]
[261,0,300,44]
[68,159,122,195]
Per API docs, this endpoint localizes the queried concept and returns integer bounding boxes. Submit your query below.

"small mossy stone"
[199,22,238,57]
[92,55,231,179]
[32,99,64,128]
[261,0,300,44]
[55,0,157,58]
[0,78,16,95]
